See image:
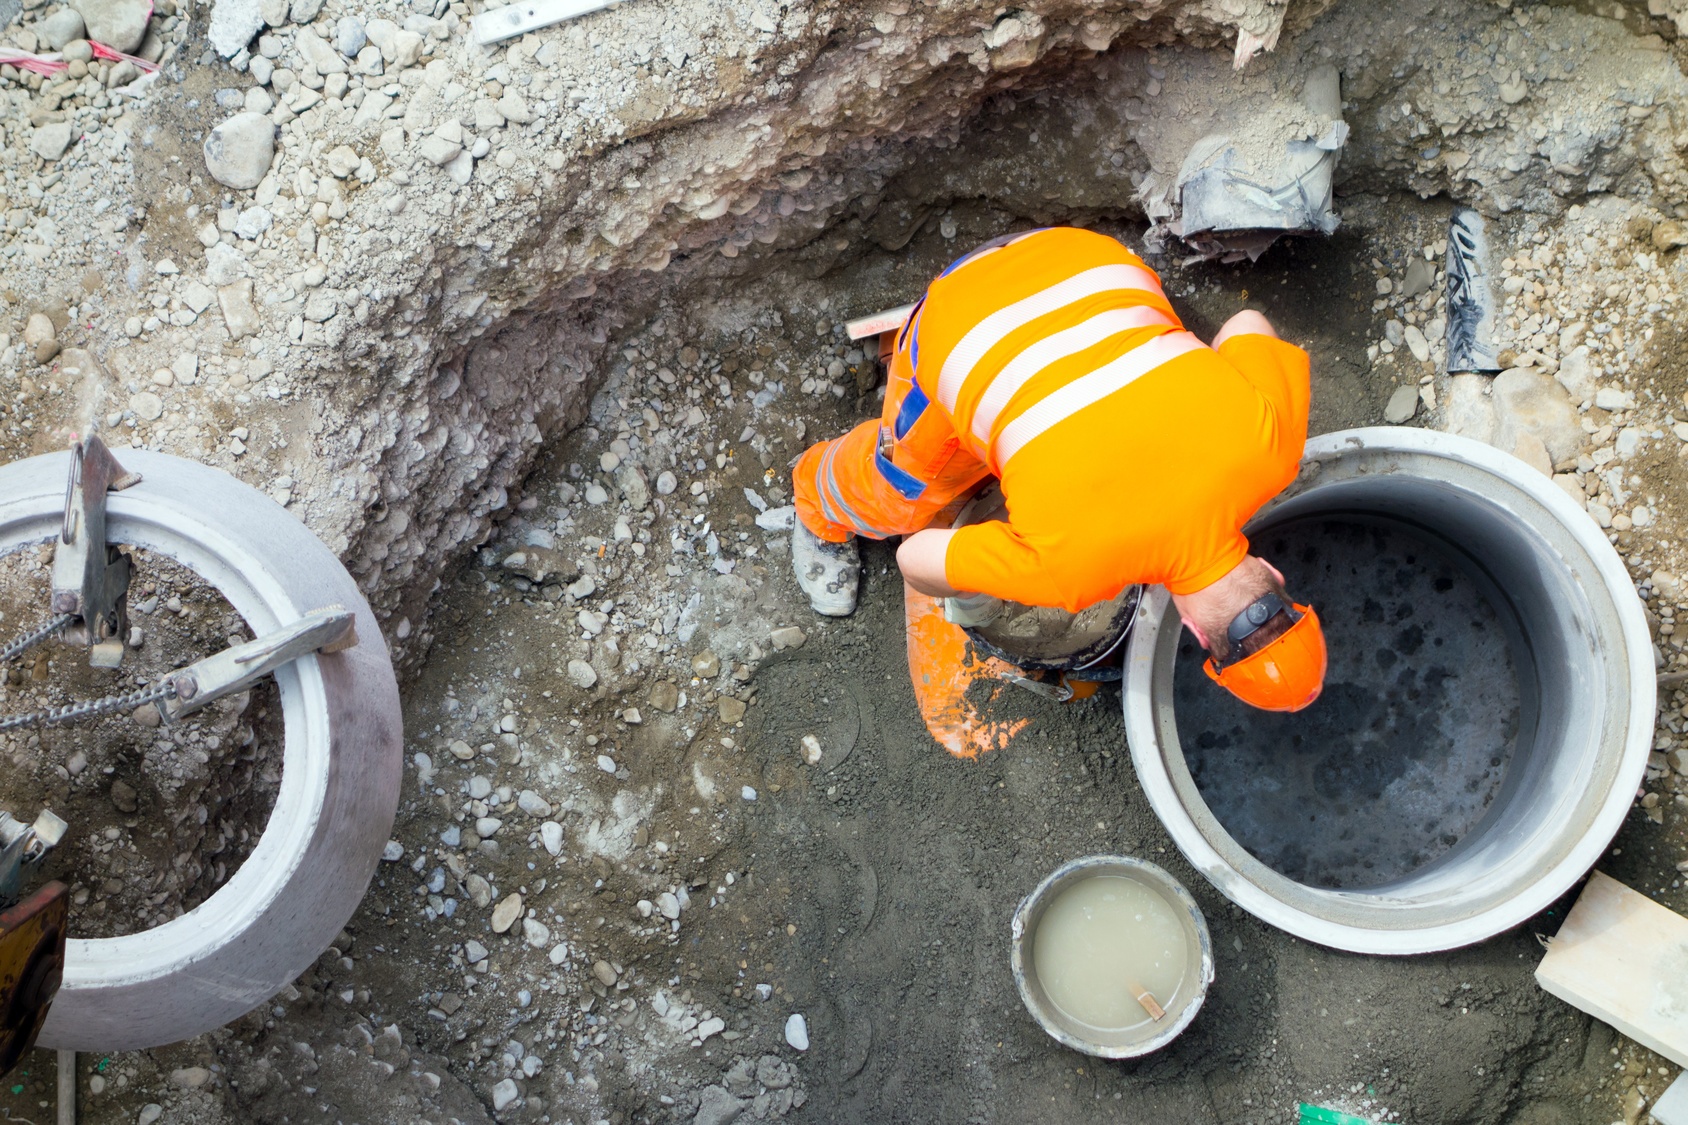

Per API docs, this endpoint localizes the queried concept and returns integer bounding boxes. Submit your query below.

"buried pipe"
[1124,428,1653,955]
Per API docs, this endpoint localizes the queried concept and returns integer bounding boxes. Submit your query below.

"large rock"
[36,7,85,49]
[1441,373,1496,447]
[693,1086,747,1125]
[207,0,264,57]
[1555,345,1596,401]
[1491,368,1585,466]
[218,280,260,340]
[72,0,147,52]
[1384,384,1419,424]
[29,121,73,162]
[203,112,276,190]
[1442,370,1585,470]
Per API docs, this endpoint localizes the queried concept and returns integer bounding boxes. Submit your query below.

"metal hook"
[59,442,82,545]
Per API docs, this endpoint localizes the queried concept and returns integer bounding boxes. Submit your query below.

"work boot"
[792,522,859,616]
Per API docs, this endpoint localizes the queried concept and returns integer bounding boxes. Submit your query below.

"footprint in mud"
[746,657,861,770]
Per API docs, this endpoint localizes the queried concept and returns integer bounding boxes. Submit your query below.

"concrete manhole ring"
[1124,427,1653,955]
[0,448,403,1050]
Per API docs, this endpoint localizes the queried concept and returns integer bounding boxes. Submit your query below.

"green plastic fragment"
[1299,1104,1379,1125]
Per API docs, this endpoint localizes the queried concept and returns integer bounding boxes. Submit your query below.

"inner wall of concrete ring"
[1123,428,1654,955]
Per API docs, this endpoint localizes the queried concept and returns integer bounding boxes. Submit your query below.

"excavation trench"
[354,0,1688,661]
[3,0,1682,1113]
[346,4,1686,1116]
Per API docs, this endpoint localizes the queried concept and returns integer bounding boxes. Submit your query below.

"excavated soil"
[2,180,1681,1125]
[34,203,1649,1125]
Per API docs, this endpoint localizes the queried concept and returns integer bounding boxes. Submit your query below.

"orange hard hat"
[1202,600,1326,712]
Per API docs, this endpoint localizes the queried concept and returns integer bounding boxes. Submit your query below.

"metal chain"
[0,681,177,732]
[0,615,72,666]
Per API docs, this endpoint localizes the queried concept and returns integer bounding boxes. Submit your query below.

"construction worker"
[790,226,1326,712]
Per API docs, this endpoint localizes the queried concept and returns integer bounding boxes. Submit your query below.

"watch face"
[1223,592,1296,659]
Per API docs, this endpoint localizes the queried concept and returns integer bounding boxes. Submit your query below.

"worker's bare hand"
[1210,309,1278,350]
[897,529,963,598]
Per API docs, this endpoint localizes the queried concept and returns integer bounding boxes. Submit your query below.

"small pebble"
[490,893,523,933]
[785,1013,809,1051]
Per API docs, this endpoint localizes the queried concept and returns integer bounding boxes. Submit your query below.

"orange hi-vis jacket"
[793,227,1311,612]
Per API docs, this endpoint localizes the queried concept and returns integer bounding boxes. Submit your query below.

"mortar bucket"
[1010,855,1214,1058]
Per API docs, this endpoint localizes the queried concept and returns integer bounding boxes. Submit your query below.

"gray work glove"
[944,592,1004,628]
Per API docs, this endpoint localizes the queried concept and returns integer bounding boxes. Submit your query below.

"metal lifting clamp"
[161,606,359,722]
[50,435,142,669]
[0,437,362,730]
[0,811,66,910]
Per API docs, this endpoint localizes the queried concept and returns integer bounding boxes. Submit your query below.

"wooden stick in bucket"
[1128,979,1166,1021]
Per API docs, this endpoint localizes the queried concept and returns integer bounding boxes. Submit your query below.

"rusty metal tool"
[162,606,358,722]
[49,436,141,668]
[0,881,68,1077]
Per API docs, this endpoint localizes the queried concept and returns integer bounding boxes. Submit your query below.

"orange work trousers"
[793,325,990,543]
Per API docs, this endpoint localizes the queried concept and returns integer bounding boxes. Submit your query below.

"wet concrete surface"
[1175,516,1527,889]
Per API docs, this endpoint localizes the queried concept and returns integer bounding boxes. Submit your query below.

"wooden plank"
[1536,870,1688,1068]
[844,303,916,341]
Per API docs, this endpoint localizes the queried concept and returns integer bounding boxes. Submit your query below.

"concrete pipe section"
[1124,428,1653,955]
[0,449,404,1050]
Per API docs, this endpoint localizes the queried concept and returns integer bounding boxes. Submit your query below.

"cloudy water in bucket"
[1032,876,1189,1033]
